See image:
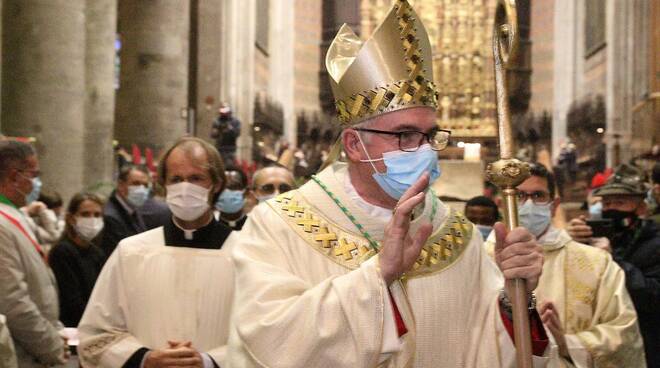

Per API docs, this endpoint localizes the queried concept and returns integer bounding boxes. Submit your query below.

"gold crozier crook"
[486,0,534,367]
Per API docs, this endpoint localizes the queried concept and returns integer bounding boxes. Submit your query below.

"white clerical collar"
[538,226,569,251]
[538,226,561,244]
[343,171,392,223]
[172,216,213,240]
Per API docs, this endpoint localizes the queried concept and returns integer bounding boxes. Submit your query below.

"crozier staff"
[226,1,551,367]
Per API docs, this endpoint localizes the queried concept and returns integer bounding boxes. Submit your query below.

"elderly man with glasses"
[226,1,551,367]
[484,163,645,367]
[251,165,296,203]
[0,140,68,367]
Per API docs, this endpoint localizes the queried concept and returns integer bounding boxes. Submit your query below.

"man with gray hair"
[227,1,549,366]
[0,140,68,367]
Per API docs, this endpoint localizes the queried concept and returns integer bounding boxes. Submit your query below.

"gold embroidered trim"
[269,191,472,278]
[334,0,438,125]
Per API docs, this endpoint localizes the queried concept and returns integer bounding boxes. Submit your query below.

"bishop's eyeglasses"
[352,127,452,152]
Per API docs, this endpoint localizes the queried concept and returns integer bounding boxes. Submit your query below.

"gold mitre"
[326,0,438,126]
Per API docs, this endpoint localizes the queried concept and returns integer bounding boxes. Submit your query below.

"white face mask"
[75,217,104,242]
[256,194,276,203]
[166,182,211,221]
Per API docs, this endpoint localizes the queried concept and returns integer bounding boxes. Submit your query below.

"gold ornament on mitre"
[325,0,438,126]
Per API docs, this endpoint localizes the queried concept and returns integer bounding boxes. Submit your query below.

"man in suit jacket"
[0,140,67,367]
[101,164,170,256]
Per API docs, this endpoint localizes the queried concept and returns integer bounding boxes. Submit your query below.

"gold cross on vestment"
[335,238,358,260]
[297,213,320,233]
[314,226,337,248]
[281,201,304,217]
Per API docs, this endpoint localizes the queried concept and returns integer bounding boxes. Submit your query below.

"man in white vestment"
[79,137,235,368]
[227,1,552,367]
[485,163,646,367]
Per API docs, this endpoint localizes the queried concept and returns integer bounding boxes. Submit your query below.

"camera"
[586,218,614,238]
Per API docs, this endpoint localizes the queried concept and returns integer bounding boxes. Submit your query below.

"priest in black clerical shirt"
[78,137,236,368]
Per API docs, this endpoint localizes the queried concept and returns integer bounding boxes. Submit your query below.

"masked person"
[227,2,551,367]
[465,195,500,240]
[211,103,241,165]
[48,192,106,327]
[251,165,296,202]
[215,166,249,230]
[79,137,235,368]
[100,164,170,257]
[0,140,68,367]
[485,163,645,367]
[567,164,660,368]
[243,165,296,215]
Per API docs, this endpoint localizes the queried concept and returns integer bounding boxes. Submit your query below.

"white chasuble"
[78,228,235,367]
[487,228,645,368]
[227,162,551,367]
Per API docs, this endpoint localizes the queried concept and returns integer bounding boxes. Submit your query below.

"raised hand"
[379,172,434,285]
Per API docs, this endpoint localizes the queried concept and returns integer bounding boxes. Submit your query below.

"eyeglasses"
[258,183,293,195]
[353,127,451,152]
[516,190,552,205]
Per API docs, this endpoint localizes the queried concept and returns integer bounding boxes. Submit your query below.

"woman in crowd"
[48,192,106,327]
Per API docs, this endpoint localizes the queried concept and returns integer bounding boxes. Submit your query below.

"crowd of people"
[0,137,298,368]
[1,1,658,367]
[1,126,659,368]
[465,162,660,367]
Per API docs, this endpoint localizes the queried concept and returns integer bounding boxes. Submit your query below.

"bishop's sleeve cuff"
[499,306,549,356]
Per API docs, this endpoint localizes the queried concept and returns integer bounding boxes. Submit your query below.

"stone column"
[269,1,296,147]
[551,0,579,161]
[605,0,632,167]
[84,0,117,190]
[114,1,190,153]
[195,0,224,143]
[629,0,652,158]
[2,0,86,202]
[219,0,256,162]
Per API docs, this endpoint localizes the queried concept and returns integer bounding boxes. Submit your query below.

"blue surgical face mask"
[216,189,245,214]
[589,201,602,219]
[476,224,493,240]
[127,185,150,208]
[518,199,552,238]
[25,177,42,205]
[358,136,441,200]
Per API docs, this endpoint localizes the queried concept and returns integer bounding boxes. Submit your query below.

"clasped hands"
[378,172,543,294]
[143,340,204,368]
